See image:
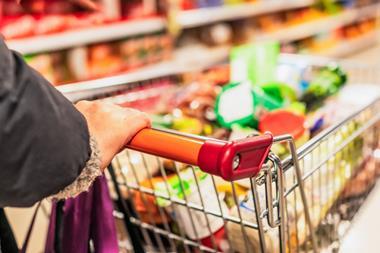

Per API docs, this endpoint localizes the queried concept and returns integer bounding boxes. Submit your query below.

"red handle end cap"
[198,133,273,181]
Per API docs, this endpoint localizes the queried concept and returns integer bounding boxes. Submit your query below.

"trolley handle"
[126,128,273,181]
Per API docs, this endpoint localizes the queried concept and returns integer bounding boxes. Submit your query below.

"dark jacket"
[0,39,91,207]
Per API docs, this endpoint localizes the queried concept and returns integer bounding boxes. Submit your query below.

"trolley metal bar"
[114,179,265,229]
[67,54,380,253]
[128,217,219,253]
[284,108,380,197]
[282,98,379,170]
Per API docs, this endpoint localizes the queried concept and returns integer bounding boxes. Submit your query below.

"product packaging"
[214,81,283,128]
[259,110,309,148]
[149,167,230,251]
[300,65,347,111]
[226,191,279,253]
[87,43,123,78]
[276,58,312,97]
[230,41,280,86]
[261,82,298,105]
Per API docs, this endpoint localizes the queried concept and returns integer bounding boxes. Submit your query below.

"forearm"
[0,40,93,207]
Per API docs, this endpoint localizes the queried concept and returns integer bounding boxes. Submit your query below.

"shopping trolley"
[63,54,380,253]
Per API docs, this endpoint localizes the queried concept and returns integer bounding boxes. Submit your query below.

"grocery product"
[24,54,56,84]
[276,58,312,97]
[261,82,298,105]
[226,191,279,253]
[133,177,171,224]
[169,175,228,250]
[200,23,233,46]
[301,65,347,111]
[259,109,309,157]
[259,110,309,146]
[99,78,177,113]
[171,81,219,121]
[25,52,73,84]
[230,42,280,86]
[172,117,204,134]
[19,33,173,85]
[88,43,123,78]
[215,81,283,128]
[112,151,160,193]
[0,0,161,39]
[138,167,230,250]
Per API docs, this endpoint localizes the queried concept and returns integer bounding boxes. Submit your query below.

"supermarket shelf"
[255,3,380,42]
[6,18,166,55]
[6,0,315,54]
[58,45,230,101]
[57,29,380,101]
[55,3,380,100]
[6,1,377,54]
[319,31,380,58]
[178,0,314,28]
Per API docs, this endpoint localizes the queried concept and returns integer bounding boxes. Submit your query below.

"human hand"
[76,101,151,170]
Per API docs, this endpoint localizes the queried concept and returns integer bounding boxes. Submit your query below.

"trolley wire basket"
[74,55,380,253]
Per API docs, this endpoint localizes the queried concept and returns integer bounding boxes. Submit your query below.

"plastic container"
[259,110,309,147]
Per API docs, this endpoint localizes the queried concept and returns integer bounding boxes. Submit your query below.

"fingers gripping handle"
[127,128,273,181]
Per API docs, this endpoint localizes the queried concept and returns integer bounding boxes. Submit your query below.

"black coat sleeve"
[0,40,91,207]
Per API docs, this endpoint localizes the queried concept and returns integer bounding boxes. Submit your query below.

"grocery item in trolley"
[300,65,347,111]
[227,191,278,253]
[106,55,379,253]
[230,42,279,86]
[215,81,282,128]
[157,167,229,250]
[259,110,309,157]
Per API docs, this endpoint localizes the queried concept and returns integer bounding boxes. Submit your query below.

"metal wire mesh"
[107,58,380,253]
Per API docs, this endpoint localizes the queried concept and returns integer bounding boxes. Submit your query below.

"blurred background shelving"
[2,0,380,97]
[2,1,380,253]
[6,0,315,54]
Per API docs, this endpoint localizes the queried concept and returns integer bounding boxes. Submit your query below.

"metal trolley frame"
[65,55,380,253]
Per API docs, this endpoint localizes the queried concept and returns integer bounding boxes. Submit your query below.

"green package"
[154,167,209,207]
[230,41,280,86]
[261,82,297,104]
[215,81,283,128]
[301,65,347,111]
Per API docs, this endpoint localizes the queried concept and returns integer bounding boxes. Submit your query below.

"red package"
[71,12,106,28]
[0,15,36,39]
[87,43,123,78]
[44,0,77,14]
[2,0,26,16]
[121,0,157,19]
[21,0,46,13]
[35,14,72,35]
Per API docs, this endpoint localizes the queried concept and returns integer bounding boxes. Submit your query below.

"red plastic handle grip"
[197,133,273,181]
[127,128,273,181]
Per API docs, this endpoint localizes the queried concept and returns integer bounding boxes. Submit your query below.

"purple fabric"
[45,176,118,253]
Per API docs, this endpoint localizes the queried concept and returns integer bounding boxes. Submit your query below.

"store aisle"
[338,44,380,253]
[339,179,380,253]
